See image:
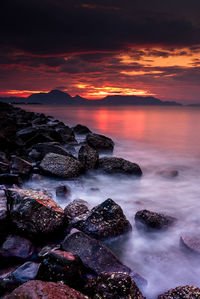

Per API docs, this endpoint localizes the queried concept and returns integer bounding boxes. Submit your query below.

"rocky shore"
[0,101,200,298]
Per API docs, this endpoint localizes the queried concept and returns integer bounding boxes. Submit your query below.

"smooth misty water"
[20,105,200,298]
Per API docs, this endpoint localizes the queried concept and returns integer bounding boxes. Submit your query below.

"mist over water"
[20,105,200,298]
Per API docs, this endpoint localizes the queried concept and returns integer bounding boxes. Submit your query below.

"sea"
[19,104,200,298]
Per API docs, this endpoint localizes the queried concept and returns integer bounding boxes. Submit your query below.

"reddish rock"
[5,188,67,239]
[4,280,88,299]
[158,285,200,298]
[73,198,132,239]
[84,272,145,299]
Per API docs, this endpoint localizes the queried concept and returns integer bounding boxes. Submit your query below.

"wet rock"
[86,133,114,153]
[73,124,91,135]
[25,133,54,148]
[32,142,73,159]
[78,145,99,170]
[0,190,9,241]
[0,174,22,186]
[6,188,67,239]
[62,230,145,287]
[10,156,33,178]
[40,153,83,178]
[0,235,34,260]
[157,169,179,179]
[16,127,40,141]
[64,200,90,225]
[0,162,9,174]
[4,280,88,299]
[56,185,70,198]
[158,285,200,298]
[0,262,41,295]
[28,148,41,160]
[98,157,142,176]
[135,210,176,231]
[180,234,200,255]
[84,272,145,299]
[73,198,132,239]
[37,249,85,290]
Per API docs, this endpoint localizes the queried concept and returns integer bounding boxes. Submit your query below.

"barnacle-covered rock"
[5,188,67,239]
[84,272,145,299]
[73,198,132,239]
[78,145,99,170]
[158,285,200,298]
[40,153,83,178]
[64,200,90,226]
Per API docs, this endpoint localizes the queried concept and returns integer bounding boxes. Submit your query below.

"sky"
[1,0,200,103]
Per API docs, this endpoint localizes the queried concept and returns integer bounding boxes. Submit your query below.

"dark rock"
[73,124,91,135]
[157,169,179,179]
[98,157,142,176]
[56,185,70,198]
[0,262,41,295]
[180,234,200,255]
[40,153,83,178]
[4,280,88,299]
[0,235,34,260]
[5,188,67,239]
[0,174,22,186]
[25,133,54,148]
[135,209,176,231]
[62,230,145,287]
[86,133,114,153]
[0,152,8,163]
[28,148,41,160]
[10,156,33,178]
[64,200,90,225]
[16,127,39,141]
[0,190,9,241]
[78,145,99,170]
[0,162,9,174]
[84,272,145,299]
[32,142,73,159]
[37,249,85,290]
[73,198,132,239]
[158,285,200,298]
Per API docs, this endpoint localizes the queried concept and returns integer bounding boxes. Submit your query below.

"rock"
[78,145,99,170]
[158,285,200,298]
[10,156,33,178]
[62,230,145,287]
[157,169,179,179]
[33,142,73,159]
[86,133,114,153]
[84,272,145,299]
[28,148,41,160]
[73,198,132,239]
[25,133,54,148]
[5,188,67,239]
[0,235,34,260]
[0,262,41,295]
[4,280,88,299]
[64,200,90,225]
[0,174,22,186]
[37,249,85,290]
[135,209,176,231]
[0,152,8,163]
[73,124,91,135]
[16,127,40,141]
[98,157,142,176]
[56,185,70,198]
[0,190,9,241]
[40,153,83,178]
[180,234,200,255]
[0,162,9,174]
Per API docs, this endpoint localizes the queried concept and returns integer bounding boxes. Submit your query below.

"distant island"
[0,89,182,106]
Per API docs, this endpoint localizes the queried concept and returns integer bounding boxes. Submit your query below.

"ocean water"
[20,105,200,298]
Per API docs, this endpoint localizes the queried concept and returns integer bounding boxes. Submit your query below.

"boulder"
[0,235,34,260]
[62,230,146,287]
[32,142,73,159]
[78,145,99,170]
[64,200,90,225]
[73,124,91,135]
[4,280,88,299]
[10,156,33,178]
[37,249,85,290]
[56,185,70,198]
[40,153,83,178]
[5,188,67,239]
[98,157,142,176]
[135,209,176,231]
[0,174,22,186]
[73,198,132,239]
[0,262,41,295]
[86,133,114,153]
[84,272,145,299]
[180,234,200,255]
[158,285,200,298]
